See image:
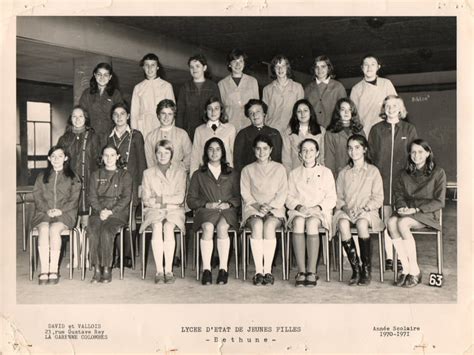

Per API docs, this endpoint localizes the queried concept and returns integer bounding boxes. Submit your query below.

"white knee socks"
[263,239,277,274]
[217,238,230,271]
[250,238,264,275]
[392,238,409,273]
[38,247,50,274]
[404,239,420,275]
[200,239,213,271]
[151,236,164,273]
[163,238,175,273]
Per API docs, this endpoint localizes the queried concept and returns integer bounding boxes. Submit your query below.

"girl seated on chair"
[333,134,384,286]
[140,140,187,284]
[87,144,132,284]
[240,134,288,286]
[387,139,446,288]
[32,145,81,285]
[187,137,241,285]
[286,138,336,287]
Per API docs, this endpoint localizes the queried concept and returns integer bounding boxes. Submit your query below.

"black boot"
[358,237,372,286]
[90,266,102,284]
[101,266,112,283]
[341,239,361,286]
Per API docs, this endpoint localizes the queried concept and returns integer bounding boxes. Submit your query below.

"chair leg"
[324,231,330,282]
[242,231,247,281]
[180,231,185,278]
[195,231,200,281]
[393,248,398,282]
[29,231,33,281]
[120,228,124,280]
[281,230,286,281]
[22,200,27,252]
[233,231,239,279]
[338,232,343,282]
[192,232,196,271]
[69,230,74,280]
[378,232,384,283]
[81,230,87,281]
[285,231,290,281]
[331,238,338,271]
[130,228,135,270]
[437,231,443,274]
[141,232,146,280]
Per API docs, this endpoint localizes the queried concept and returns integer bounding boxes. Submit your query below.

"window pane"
[27,101,51,122]
[35,123,51,155]
[36,160,48,169]
[27,122,35,155]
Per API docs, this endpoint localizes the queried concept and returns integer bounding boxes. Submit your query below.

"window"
[27,101,51,169]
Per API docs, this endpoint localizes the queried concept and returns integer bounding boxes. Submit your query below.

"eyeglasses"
[95,73,111,79]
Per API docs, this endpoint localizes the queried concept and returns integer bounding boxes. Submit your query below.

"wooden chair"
[285,227,331,282]
[194,227,239,280]
[29,226,79,281]
[393,210,443,281]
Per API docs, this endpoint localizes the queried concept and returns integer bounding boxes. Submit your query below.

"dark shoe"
[358,238,372,286]
[394,273,409,287]
[295,272,306,287]
[165,272,176,284]
[397,260,403,272]
[216,269,228,285]
[173,256,181,268]
[90,267,102,284]
[101,267,112,283]
[154,272,165,284]
[201,269,212,285]
[252,273,264,286]
[123,257,133,269]
[263,273,275,286]
[38,273,49,285]
[341,239,361,286]
[112,256,120,269]
[48,272,59,285]
[403,272,422,288]
[385,259,393,271]
[305,273,317,287]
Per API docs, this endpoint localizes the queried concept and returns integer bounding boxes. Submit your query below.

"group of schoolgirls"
[31,49,446,290]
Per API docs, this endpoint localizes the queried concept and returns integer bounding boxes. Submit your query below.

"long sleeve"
[367,126,380,163]
[141,170,154,207]
[272,131,283,163]
[296,83,304,101]
[324,133,336,176]
[240,166,257,207]
[318,128,326,166]
[165,83,176,102]
[88,171,102,212]
[190,128,203,175]
[133,131,147,183]
[176,86,186,129]
[335,170,346,210]
[78,89,89,108]
[262,86,270,105]
[233,131,245,172]
[285,171,300,210]
[162,168,187,205]
[281,133,292,175]
[32,174,49,213]
[89,132,101,173]
[366,167,384,211]
[60,175,82,214]
[186,171,208,209]
[112,89,124,105]
[181,131,193,172]
[227,126,236,167]
[144,132,156,168]
[227,171,241,208]
[268,167,288,210]
[110,171,132,216]
[417,169,446,213]
[130,85,140,130]
[319,172,337,212]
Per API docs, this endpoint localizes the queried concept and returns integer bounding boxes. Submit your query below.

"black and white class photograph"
[15,16,458,305]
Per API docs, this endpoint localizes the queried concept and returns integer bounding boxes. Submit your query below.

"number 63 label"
[428,273,443,287]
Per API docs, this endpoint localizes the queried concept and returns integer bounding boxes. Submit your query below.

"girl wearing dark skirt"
[32,145,81,285]
[87,145,132,283]
[387,139,446,288]
[187,137,241,285]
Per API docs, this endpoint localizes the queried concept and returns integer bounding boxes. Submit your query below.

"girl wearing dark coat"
[87,145,133,283]
[79,62,124,145]
[57,105,100,224]
[106,102,146,267]
[32,145,81,285]
[387,139,446,288]
[187,137,241,286]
